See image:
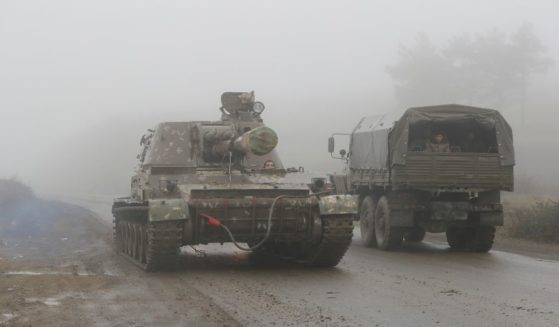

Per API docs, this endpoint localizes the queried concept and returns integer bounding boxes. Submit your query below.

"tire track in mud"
[21,195,559,327]
[152,237,559,327]
[75,269,243,327]
[172,267,353,327]
[0,196,242,327]
[60,222,244,327]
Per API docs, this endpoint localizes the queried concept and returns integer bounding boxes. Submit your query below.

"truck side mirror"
[328,137,335,153]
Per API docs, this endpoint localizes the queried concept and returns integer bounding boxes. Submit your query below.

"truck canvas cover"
[349,104,515,170]
[349,113,399,171]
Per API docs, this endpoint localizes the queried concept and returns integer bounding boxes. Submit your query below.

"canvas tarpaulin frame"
[389,104,514,166]
[349,105,515,171]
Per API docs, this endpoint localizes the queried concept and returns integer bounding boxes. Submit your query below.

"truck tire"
[404,227,426,243]
[446,228,470,250]
[374,196,404,250]
[359,196,377,247]
[467,226,495,252]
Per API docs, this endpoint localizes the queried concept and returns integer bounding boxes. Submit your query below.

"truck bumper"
[427,202,503,223]
[389,201,504,227]
[479,212,504,226]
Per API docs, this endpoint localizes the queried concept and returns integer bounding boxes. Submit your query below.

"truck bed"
[391,152,513,191]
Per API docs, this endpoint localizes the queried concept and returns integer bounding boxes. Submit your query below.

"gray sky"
[1,0,558,195]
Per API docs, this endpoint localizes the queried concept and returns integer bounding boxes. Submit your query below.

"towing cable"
[201,191,329,252]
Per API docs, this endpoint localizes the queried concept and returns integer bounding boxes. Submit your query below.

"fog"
[1,0,558,197]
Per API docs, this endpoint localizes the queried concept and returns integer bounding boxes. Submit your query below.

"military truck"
[328,104,514,252]
[113,91,355,271]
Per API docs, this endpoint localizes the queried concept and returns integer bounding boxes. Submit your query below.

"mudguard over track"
[303,214,354,267]
[262,214,354,267]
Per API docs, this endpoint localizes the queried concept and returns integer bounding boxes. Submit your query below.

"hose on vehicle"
[201,191,329,252]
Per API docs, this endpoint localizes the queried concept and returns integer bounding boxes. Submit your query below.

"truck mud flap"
[480,212,504,226]
[390,210,414,227]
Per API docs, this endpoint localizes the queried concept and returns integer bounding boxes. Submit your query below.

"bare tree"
[510,23,554,122]
[387,24,553,118]
[386,34,453,107]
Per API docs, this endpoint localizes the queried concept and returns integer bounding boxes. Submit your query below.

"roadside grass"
[503,194,559,244]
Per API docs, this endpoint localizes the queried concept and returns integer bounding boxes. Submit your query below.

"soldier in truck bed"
[409,129,431,151]
[427,132,450,152]
[460,131,484,153]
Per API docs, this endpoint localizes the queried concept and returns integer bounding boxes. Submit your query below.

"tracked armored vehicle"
[329,104,514,252]
[113,92,355,271]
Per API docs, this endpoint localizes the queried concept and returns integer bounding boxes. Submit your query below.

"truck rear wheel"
[359,196,377,247]
[374,196,404,250]
[446,228,469,250]
[404,227,426,243]
[467,226,495,252]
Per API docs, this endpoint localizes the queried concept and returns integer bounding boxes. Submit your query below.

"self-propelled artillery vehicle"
[113,92,355,270]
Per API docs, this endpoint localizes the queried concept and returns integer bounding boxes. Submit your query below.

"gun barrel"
[233,126,278,156]
[209,126,278,159]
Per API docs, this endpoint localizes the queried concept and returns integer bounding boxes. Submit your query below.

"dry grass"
[503,194,559,243]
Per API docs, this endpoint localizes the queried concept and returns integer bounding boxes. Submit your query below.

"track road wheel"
[404,227,426,243]
[446,228,470,250]
[467,226,495,253]
[114,207,182,271]
[359,196,377,247]
[144,221,182,271]
[374,196,404,250]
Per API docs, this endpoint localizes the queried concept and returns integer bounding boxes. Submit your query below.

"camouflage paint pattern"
[148,199,189,222]
[318,195,359,215]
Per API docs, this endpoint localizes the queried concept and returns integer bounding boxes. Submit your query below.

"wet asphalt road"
[61,195,559,327]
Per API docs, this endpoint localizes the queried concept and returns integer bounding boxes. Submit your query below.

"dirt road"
[1,196,558,326]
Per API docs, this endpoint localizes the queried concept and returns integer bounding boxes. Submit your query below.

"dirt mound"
[0,178,109,261]
[0,178,35,208]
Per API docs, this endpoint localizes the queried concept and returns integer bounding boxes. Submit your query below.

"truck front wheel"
[374,196,404,250]
[359,196,377,247]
